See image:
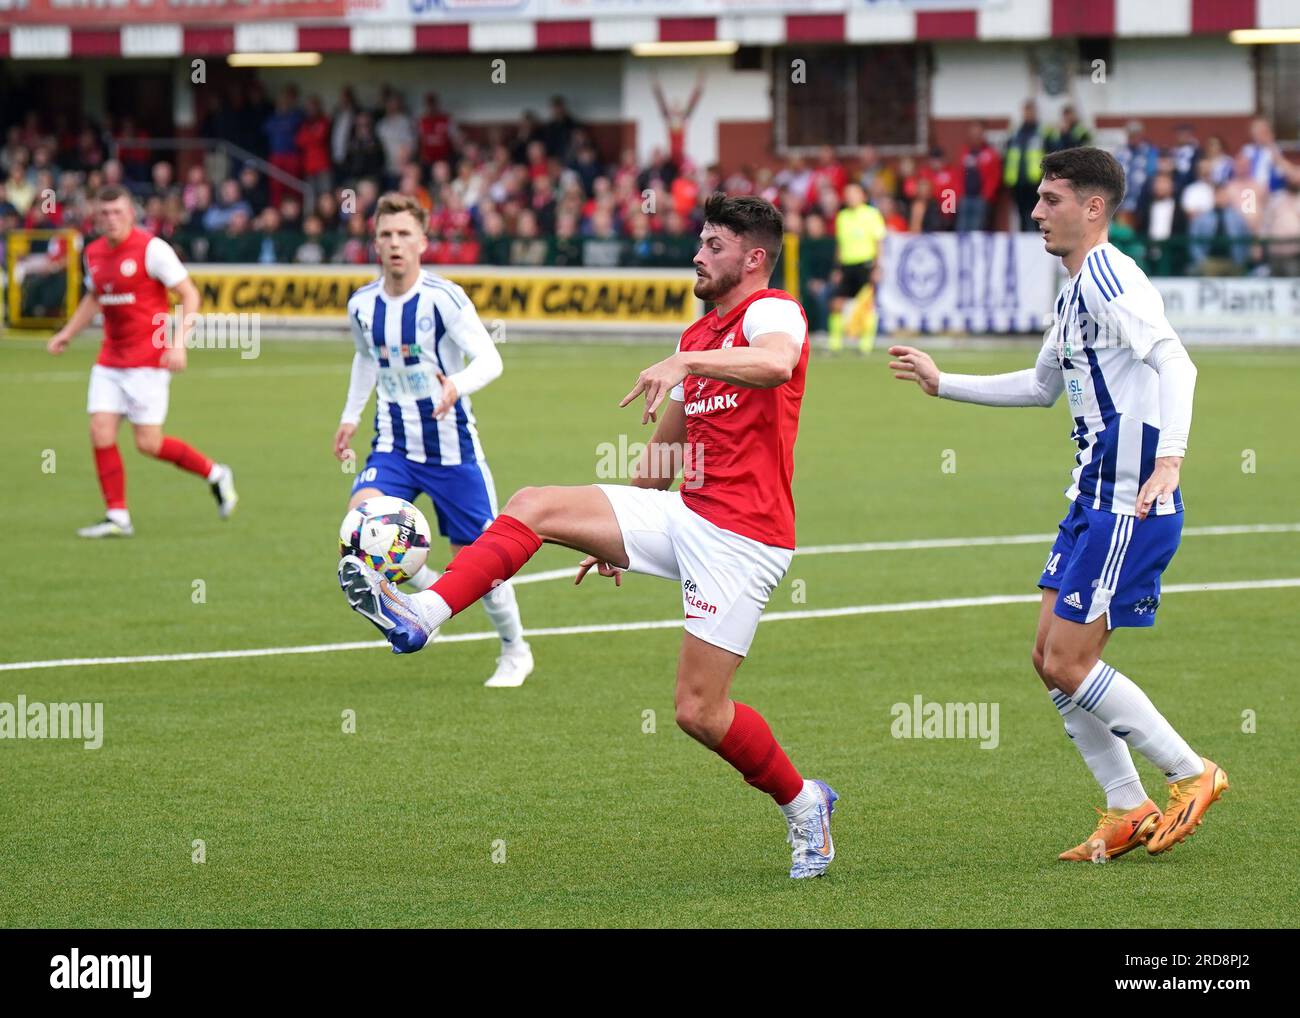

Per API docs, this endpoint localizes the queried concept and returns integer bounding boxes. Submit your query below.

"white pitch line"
[511,522,1300,582]
[512,567,581,585]
[0,364,350,384]
[792,521,1300,556]
[3,577,1297,674]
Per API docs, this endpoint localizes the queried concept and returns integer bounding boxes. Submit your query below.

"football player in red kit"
[47,186,237,537]
[339,193,838,879]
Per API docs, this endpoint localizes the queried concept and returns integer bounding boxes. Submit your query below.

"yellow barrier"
[187,266,700,327]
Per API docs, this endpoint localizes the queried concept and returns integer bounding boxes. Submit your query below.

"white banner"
[878,232,1057,335]
[1154,277,1300,345]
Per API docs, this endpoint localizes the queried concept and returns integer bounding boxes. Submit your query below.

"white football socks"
[206,464,223,484]
[1073,661,1204,783]
[779,780,821,820]
[106,508,131,527]
[409,590,453,631]
[404,572,523,645]
[482,581,524,646]
[1050,688,1148,809]
[406,566,439,592]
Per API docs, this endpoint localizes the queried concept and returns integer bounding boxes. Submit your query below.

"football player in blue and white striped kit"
[888,148,1227,863]
[333,193,533,688]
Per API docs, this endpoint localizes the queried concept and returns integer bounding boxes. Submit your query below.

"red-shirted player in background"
[339,193,839,879]
[47,186,237,538]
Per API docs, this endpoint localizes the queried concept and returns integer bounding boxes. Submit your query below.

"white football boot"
[210,464,238,519]
[787,779,839,879]
[338,555,437,654]
[77,518,134,539]
[483,640,534,688]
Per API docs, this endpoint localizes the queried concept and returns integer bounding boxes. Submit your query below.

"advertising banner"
[1153,277,1300,345]
[188,265,700,330]
[877,232,1057,335]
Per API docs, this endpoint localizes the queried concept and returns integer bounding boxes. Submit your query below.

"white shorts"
[596,484,793,657]
[87,365,170,425]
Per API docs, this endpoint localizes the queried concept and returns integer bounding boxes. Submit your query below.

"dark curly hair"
[702,192,785,274]
[1040,146,1127,218]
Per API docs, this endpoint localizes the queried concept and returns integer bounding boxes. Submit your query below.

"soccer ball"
[339,496,432,584]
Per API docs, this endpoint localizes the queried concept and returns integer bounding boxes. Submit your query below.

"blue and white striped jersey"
[343,271,502,465]
[1050,242,1183,517]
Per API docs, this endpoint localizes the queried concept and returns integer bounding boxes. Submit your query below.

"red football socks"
[715,702,804,805]
[93,445,127,511]
[156,436,214,478]
[429,514,543,616]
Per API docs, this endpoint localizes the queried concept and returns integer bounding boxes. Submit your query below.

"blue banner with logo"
[877,232,1057,335]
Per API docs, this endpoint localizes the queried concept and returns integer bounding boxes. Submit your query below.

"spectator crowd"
[2,85,1299,283]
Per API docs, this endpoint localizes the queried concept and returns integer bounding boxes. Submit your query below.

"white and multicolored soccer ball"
[339,496,432,584]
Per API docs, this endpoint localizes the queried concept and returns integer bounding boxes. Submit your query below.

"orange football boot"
[1147,757,1229,855]
[1059,799,1161,863]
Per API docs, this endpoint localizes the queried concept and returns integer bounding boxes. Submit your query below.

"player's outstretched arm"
[623,332,800,424]
[891,339,1063,408]
[687,331,801,390]
[47,292,99,354]
[887,345,941,396]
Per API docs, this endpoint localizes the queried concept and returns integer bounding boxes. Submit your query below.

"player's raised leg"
[133,423,236,519]
[674,633,837,879]
[79,410,133,538]
[1032,590,1158,861]
[339,484,623,654]
[1041,611,1226,857]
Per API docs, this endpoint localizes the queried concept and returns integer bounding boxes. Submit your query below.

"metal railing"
[108,136,308,197]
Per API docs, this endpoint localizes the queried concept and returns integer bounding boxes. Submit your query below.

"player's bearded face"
[693,227,745,301]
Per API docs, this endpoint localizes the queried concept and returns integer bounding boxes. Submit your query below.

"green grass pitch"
[1,335,1296,928]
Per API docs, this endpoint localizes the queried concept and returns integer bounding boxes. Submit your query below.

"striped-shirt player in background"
[47,186,237,538]
[889,147,1227,864]
[340,193,840,880]
[334,193,532,689]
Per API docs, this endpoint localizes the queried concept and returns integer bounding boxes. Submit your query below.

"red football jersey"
[678,288,809,549]
[83,227,186,369]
